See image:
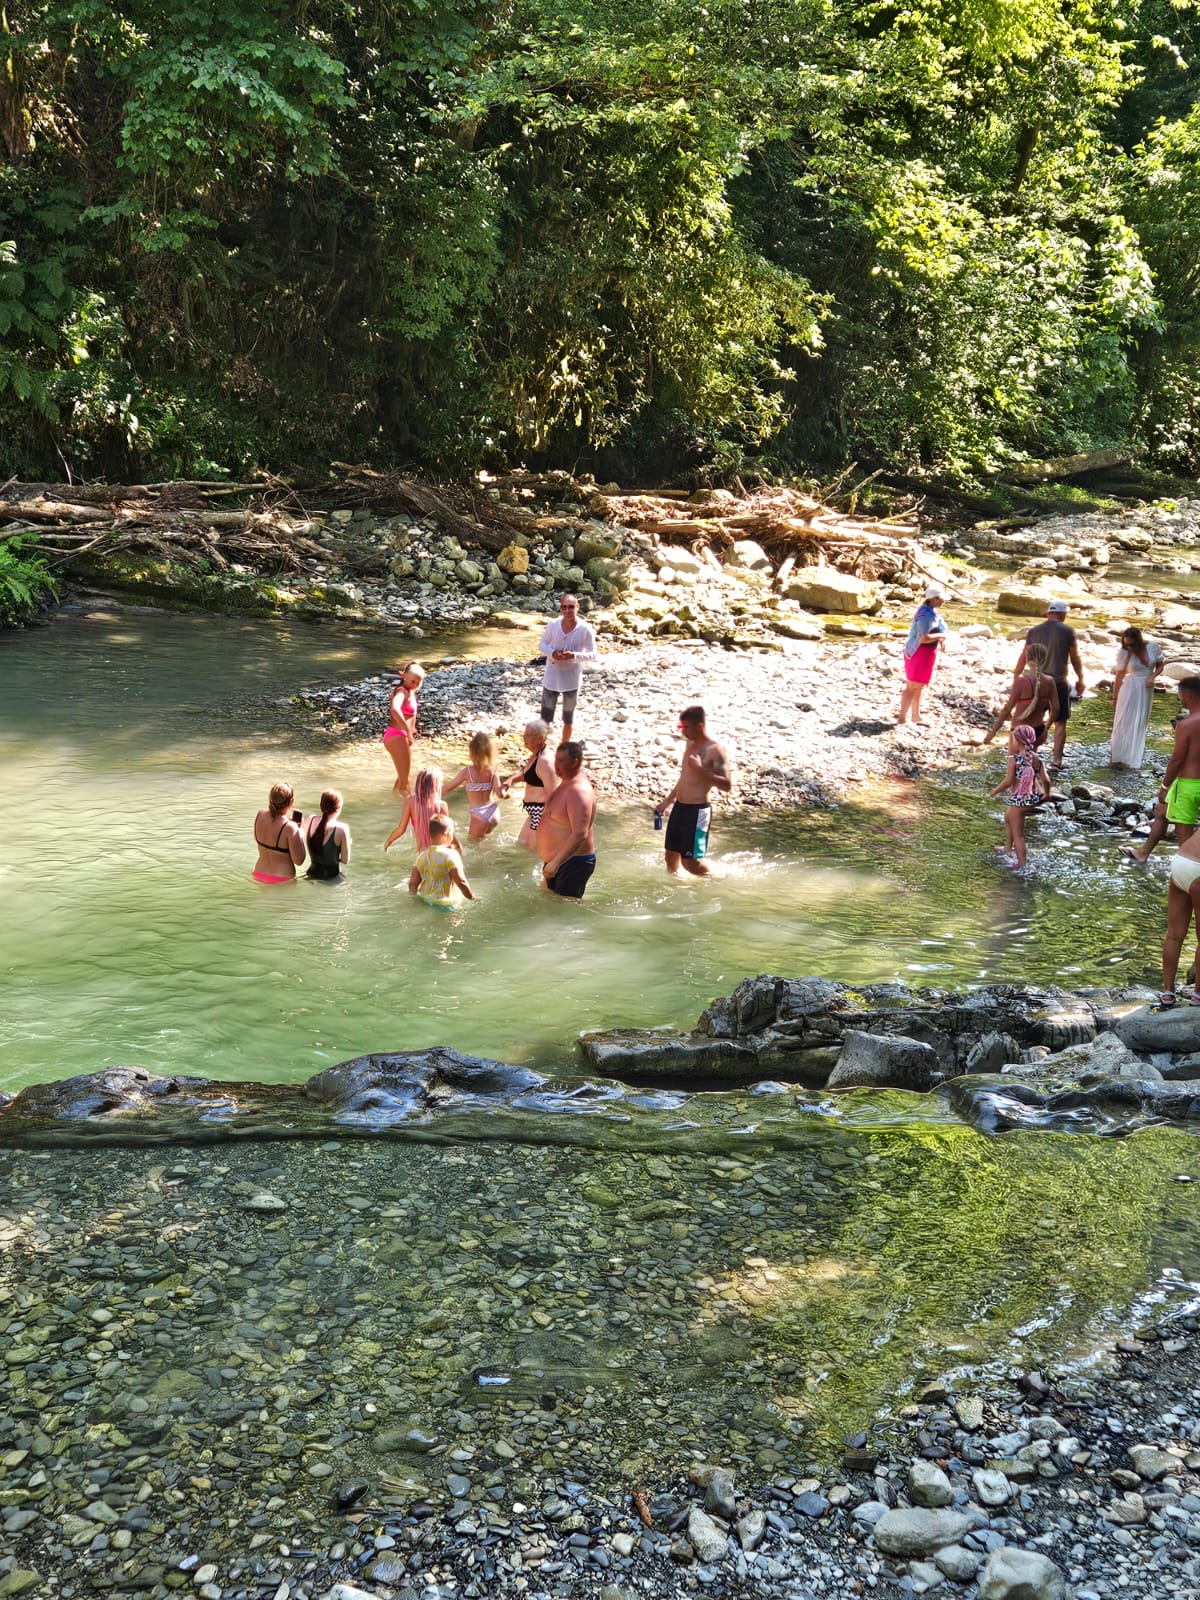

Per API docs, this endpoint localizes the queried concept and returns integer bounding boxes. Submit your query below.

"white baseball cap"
[924,583,946,600]
[1047,599,1069,614]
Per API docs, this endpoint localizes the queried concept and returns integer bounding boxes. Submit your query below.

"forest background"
[1,0,1198,488]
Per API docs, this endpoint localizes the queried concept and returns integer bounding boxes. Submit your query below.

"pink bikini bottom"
[382,727,410,743]
[252,871,295,885]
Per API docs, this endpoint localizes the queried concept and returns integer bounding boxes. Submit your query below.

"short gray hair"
[525,717,549,741]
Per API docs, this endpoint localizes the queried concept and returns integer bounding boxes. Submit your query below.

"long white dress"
[1110,642,1162,768]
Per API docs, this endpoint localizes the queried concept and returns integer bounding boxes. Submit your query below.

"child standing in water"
[444,731,504,839]
[409,816,475,907]
[382,660,425,795]
[385,767,454,854]
[987,723,1050,869]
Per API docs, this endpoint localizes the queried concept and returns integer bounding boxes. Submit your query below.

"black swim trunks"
[546,853,596,899]
[1053,679,1071,724]
[664,802,711,860]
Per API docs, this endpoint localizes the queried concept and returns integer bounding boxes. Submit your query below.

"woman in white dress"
[1110,627,1164,770]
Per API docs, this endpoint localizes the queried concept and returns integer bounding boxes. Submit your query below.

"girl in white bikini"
[444,731,504,840]
[1159,831,1200,1009]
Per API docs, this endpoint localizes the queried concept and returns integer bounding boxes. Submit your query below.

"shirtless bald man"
[657,705,732,876]
[538,742,597,899]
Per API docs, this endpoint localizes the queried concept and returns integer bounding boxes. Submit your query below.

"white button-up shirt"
[538,618,597,692]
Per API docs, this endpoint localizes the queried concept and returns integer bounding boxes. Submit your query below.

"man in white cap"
[898,582,949,724]
[1013,599,1084,773]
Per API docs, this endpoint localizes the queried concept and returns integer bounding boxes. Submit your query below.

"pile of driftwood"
[590,483,925,583]
[0,467,932,586]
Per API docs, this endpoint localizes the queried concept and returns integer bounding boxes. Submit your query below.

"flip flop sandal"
[1188,994,1200,1008]
[1153,992,1178,1011]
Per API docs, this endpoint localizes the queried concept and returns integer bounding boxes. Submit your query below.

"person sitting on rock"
[408,816,475,908]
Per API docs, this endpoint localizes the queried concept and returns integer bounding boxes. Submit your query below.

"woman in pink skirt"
[898,583,948,724]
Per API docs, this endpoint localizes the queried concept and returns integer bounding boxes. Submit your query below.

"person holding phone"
[253,782,307,884]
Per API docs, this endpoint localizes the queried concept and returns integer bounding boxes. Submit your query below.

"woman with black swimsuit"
[253,782,307,884]
[502,719,559,853]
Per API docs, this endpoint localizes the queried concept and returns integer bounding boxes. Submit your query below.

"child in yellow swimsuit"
[408,817,475,908]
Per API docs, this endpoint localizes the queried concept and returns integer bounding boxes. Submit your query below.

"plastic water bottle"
[654,809,663,831]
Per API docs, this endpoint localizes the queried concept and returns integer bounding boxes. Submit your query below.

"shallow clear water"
[0,610,1178,1095]
[4,608,1200,1478]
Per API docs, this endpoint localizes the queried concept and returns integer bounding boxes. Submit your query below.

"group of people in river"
[253,590,731,908]
[905,587,1172,869]
[904,584,1200,1007]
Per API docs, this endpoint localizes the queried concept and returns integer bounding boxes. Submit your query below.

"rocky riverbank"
[5,1121,1200,1600]
[295,625,1190,809]
[6,976,1200,1143]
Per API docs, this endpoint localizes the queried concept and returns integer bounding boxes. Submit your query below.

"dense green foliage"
[0,532,58,622]
[0,0,1197,481]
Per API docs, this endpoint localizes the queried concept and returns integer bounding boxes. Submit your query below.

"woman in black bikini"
[253,782,307,884]
[502,718,558,852]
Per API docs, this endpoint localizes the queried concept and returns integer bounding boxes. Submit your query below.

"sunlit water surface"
[0,610,1177,1094]
[4,609,1200,1463]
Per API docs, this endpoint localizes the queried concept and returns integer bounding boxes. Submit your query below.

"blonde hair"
[268,782,294,818]
[400,660,426,683]
[469,730,497,768]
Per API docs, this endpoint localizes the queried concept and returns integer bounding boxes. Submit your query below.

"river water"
[2,607,1199,1476]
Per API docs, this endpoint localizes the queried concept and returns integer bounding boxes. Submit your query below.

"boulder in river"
[826,1029,938,1092]
[1112,1004,1200,1053]
[781,569,879,613]
[304,1047,544,1119]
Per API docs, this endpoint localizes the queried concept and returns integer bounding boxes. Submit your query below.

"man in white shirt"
[538,593,596,743]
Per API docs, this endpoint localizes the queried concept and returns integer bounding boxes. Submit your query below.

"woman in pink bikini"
[382,660,425,794]
[252,782,307,884]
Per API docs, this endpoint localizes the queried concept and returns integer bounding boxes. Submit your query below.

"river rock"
[304,1047,544,1120]
[782,569,878,613]
[686,1507,729,1563]
[704,1468,738,1519]
[575,528,623,563]
[935,1545,982,1581]
[1113,1006,1200,1053]
[973,1468,1013,1506]
[497,544,529,575]
[726,540,772,574]
[873,1508,972,1556]
[978,1546,1067,1600]
[736,1508,766,1551]
[826,1030,938,1092]
[908,1460,954,1507]
[0,1065,210,1121]
[1128,1444,1181,1481]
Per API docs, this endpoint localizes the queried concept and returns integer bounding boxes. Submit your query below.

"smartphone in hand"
[292,809,303,824]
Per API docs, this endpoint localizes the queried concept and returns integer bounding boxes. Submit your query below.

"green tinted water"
[0,611,1176,1096]
[3,609,1200,1461]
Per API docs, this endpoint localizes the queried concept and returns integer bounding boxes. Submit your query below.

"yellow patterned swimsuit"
[414,845,460,908]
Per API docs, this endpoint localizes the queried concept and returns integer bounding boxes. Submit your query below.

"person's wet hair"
[680,705,705,726]
[557,740,585,768]
[268,782,294,817]
[429,815,451,839]
[1180,677,1200,699]
[310,789,341,852]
